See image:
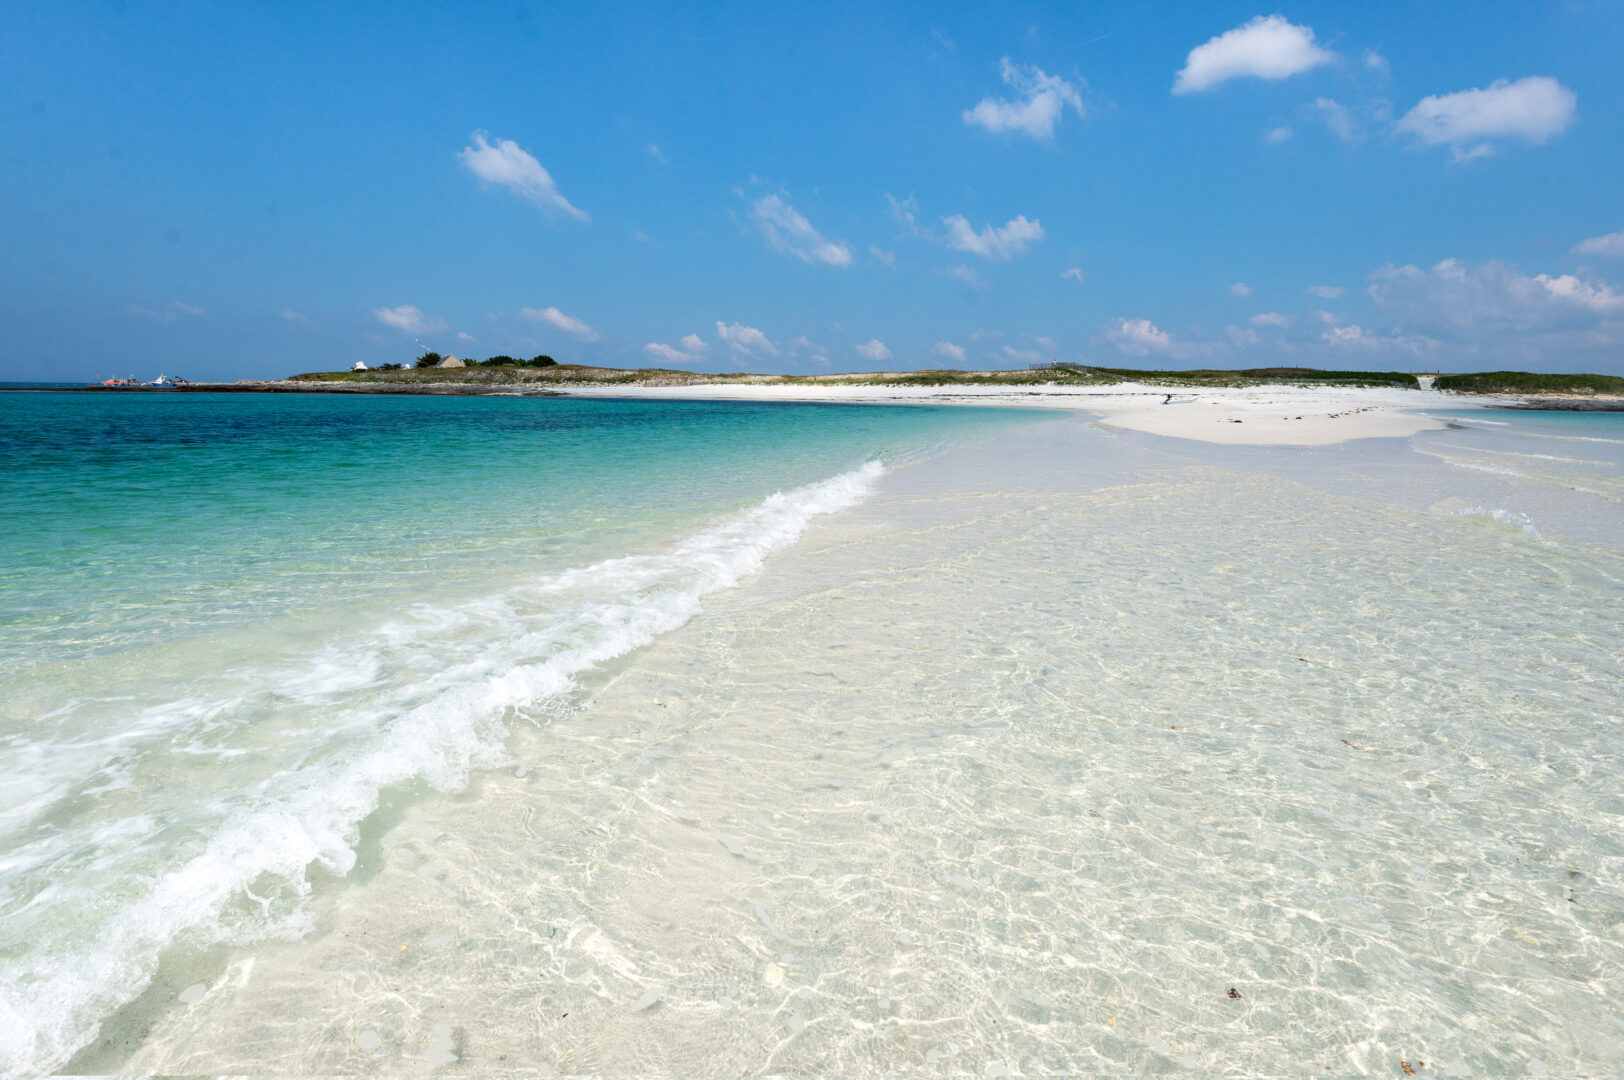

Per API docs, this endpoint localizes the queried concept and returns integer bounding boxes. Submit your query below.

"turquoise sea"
[3,393,1623,1076]
[0,392,1027,1072]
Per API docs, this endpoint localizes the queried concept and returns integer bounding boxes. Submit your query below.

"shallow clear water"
[0,392,1025,1074]
[4,400,1623,1076]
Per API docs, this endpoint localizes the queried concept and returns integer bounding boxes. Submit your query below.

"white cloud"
[374,304,446,334]
[1227,325,1261,347]
[457,331,476,342]
[1321,323,1437,357]
[280,307,313,327]
[1364,49,1389,76]
[643,344,687,364]
[750,194,854,267]
[130,300,198,323]
[886,192,921,235]
[1574,230,1624,257]
[963,58,1084,140]
[521,305,599,341]
[1312,97,1358,141]
[644,333,709,365]
[1306,284,1346,299]
[870,244,897,268]
[1062,267,1086,283]
[945,263,983,287]
[715,321,778,356]
[1001,345,1048,365]
[1369,258,1624,329]
[1361,257,1624,365]
[1105,317,1176,357]
[459,131,588,221]
[1397,77,1576,154]
[931,341,967,363]
[854,339,893,363]
[942,214,1044,260]
[1229,282,1253,298]
[1266,125,1294,143]
[1030,334,1058,352]
[1173,15,1334,95]
[645,144,668,164]
[1250,312,1291,327]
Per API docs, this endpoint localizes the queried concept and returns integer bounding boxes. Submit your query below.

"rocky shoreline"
[1491,396,1624,411]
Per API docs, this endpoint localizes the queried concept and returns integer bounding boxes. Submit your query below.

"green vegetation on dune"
[1435,371,1624,395]
[1090,366,1420,388]
[281,361,1450,390]
[819,367,1116,387]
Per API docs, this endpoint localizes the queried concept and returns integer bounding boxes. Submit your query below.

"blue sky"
[4,1,1623,380]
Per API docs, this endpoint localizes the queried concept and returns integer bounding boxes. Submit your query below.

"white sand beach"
[559,380,1500,446]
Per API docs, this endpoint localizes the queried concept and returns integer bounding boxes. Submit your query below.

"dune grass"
[1435,371,1624,395]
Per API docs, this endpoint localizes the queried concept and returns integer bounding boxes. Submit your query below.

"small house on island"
[351,361,368,372]
[436,354,465,368]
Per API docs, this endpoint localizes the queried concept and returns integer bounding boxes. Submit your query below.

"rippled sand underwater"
[90,413,1624,1075]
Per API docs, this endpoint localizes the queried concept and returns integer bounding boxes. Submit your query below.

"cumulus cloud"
[931,341,967,363]
[854,339,893,363]
[1105,317,1177,357]
[1001,345,1049,365]
[944,264,984,287]
[1369,258,1624,329]
[750,194,854,267]
[1227,325,1261,347]
[1265,125,1294,143]
[1321,323,1437,358]
[521,305,599,341]
[963,58,1084,140]
[459,132,588,220]
[1574,230,1624,257]
[870,244,897,268]
[1173,15,1333,94]
[374,304,446,334]
[715,321,778,356]
[644,333,709,365]
[1352,257,1624,366]
[280,308,313,327]
[1229,282,1253,298]
[1250,312,1291,327]
[1364,49,1389,76]
[1306,284,1346,298]
[1397,77,1576,158]
[1062,267,1086,283]
[457,331,476,342]
[942,214,1044,260]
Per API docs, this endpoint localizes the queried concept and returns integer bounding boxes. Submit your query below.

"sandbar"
[558,380,1496,446]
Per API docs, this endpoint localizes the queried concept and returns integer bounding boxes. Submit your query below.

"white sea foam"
[1450,505,1543,539]
[0,461,883,1076]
